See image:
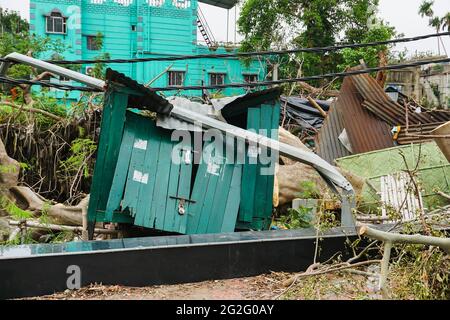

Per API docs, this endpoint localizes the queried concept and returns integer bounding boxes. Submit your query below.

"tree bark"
[9,219,116,235]
[358,225,450,254]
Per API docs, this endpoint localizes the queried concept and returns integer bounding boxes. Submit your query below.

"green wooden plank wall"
[237,102,280,230]
[92,100,280,235]
[104,111,193,234]
[87,91,131,231]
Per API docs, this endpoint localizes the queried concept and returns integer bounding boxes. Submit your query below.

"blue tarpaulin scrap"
[280,96,331,131]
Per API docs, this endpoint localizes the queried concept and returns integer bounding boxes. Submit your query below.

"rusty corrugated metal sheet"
[352,74,450,125]
[397,122,446,145]
[316,72,450,163]
[315,104,350,164]
[315,77,394,163]
[338,78,394,154]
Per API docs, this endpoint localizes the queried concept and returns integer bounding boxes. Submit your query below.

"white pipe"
[170,105,354,192]
[0,52,105,90]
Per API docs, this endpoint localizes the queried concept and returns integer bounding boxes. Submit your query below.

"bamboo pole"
[307,96,328,118]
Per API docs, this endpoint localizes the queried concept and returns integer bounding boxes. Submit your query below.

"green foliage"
[281,206,314,229]
[0,8,67,82]
[0,164,18,175]
[297,181,320,199]
[0,8,28,34]
[0,93,67,129]
[91,52,111,80]
[391,243,449,300]
[339,24,396,69]
[418,0,450,32]
[238,0,396,87]
[94,32,104,50]
[0,196,33,220]
[59,138,97,178]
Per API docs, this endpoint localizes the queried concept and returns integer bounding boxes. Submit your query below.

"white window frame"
[46,12,67,34]
[168,71,185,87]
[209,73,226,86]
[243,74,258,84]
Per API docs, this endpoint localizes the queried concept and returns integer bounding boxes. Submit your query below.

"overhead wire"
[0,75,103,92]
[0,57,448,92]
[0,31,448,65]
[150,57,450,91]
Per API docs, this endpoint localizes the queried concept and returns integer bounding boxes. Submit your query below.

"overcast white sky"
[1,0,449,57]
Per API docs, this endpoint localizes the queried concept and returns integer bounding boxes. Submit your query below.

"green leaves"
[238,0,396,89]
[282,207,314,229]
[418,0,450,32]
[59,138,97,179]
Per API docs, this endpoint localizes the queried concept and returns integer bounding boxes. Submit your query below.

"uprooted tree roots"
[0,95,108,242]
[0,100,101,204]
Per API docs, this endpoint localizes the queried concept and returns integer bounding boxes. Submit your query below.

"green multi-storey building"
[29,0,266,100]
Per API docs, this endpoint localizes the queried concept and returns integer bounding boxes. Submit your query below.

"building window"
[87,36,100,51]
[244,74,258,83]
[168,71,185,87]
[131,25,137,31]
[209,73,226,86]
[46,11,67,34]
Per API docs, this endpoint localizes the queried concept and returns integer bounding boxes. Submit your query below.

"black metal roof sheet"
[106,68,173,115]
[199,0,238,9]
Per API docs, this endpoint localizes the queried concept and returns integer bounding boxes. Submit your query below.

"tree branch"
[0,100,64,122]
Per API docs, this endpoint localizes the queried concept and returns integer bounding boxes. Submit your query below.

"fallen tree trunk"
[358,224,450,297]
[358,225,450,254]
[9,186,88,226]
[275,128,364,206]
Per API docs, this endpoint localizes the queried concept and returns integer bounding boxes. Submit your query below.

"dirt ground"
[29,266,385,300]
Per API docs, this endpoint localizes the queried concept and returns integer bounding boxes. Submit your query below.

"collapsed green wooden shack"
[87,69,281,237]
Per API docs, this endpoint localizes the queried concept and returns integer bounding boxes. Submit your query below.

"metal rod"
[0,52,106,90]
[169,105,354,193]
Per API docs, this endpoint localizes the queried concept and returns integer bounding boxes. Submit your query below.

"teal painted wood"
[105,112,193,233]
[162,145,183,232]
[104,119,136,221]
[170,144,192,234]
[120,114,153,218]
[133,120,162,227]
[87,90,128,225]
[254,104,273,219]
[151,132,177,230]
[186,153,210,234]
[206,161,235,232]
[30,0,266,101]
[195,155,222,234]
[264,102,280,219]
[187,147,242,234]
[237,102,280,231]
[136,122,163,227]
[238,107,260,223]
[95,211,133,224]
[221,164,242,232]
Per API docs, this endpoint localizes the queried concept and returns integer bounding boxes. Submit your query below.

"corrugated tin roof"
[280,96,330,131]
[352,74,450,125]
[315,104,350,164]
[338,78,394,154]
[315,77,395,163]
[396,122,445,145]
[199,0,238,9]
[105,68,173,115]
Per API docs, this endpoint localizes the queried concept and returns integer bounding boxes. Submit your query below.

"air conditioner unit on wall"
[85,66,95,75]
